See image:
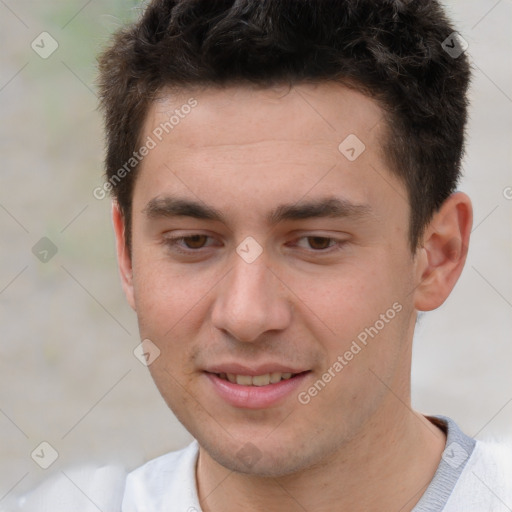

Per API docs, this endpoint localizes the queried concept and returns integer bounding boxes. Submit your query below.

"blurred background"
[0,0,511,499]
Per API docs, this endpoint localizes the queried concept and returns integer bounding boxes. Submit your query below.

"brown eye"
[307,237,334,250]
[183,235,208,249]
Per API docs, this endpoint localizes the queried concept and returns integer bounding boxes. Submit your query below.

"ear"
[413,192,473,311]
[112,202,136,311]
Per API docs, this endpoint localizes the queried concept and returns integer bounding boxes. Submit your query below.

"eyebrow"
[142,195,372,225]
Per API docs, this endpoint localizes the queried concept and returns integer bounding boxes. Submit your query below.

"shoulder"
[474,436,512,457]
[7,442,200,512]
[7,464,126,512]
[444,437,512,511]
[124,440,198,491]
[122,440,200,512]
[470,437,512,476]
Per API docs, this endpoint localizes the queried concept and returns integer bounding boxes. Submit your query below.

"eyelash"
[163,234,346,255]
[164,235,217,254]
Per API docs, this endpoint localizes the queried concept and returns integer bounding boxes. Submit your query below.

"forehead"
[146,82,385,152]
[134,83,404,226]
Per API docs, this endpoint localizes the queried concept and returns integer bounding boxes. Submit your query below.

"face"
[116,83,427,476]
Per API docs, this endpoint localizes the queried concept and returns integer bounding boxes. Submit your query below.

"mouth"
[213,371,303,386]
[204,369,311,409]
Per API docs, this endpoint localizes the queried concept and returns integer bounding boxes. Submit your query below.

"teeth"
[220,372,297,386]
[252,374,270,386]
[235,375,253,386]
[269,372,282,384]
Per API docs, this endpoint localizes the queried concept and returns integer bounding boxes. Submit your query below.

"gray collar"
[411,415,476,512]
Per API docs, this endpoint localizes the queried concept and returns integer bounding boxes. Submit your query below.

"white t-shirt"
[10,416,512,512]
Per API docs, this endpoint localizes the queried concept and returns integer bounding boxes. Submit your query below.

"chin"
[196,429,333,478]
[210,444,309,477]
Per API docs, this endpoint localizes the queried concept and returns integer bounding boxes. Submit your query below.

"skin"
[113,83,472,511]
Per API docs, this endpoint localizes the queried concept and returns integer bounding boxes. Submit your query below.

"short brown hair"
[97,0,471,252]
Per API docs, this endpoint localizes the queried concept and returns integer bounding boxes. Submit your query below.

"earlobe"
[111,202,136,311]
[413,192,473,311]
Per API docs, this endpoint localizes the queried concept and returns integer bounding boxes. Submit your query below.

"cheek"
[130,253,222,377]
[284,259,395,333]
[286,254,412,377]
[146,358,203,429]
[133,265,205,396]
[131,251,208,331]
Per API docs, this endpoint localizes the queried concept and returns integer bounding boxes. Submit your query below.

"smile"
[215,372,296,386]
[205,371,310,409]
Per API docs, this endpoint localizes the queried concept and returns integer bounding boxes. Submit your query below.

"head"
[98,0,472,476]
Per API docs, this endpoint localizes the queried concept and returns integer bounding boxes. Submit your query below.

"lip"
[205,363,308,376]
[204,370,310,409]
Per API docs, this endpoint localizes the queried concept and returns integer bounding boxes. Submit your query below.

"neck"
[196,402,446,512]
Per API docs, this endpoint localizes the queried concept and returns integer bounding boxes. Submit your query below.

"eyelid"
[162,231,349,255]
[291,234,348,252]
[163,232,220,253]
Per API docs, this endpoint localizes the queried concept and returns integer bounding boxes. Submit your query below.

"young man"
[13,1,512,511]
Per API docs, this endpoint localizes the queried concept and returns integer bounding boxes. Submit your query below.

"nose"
[210,251,292,343]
